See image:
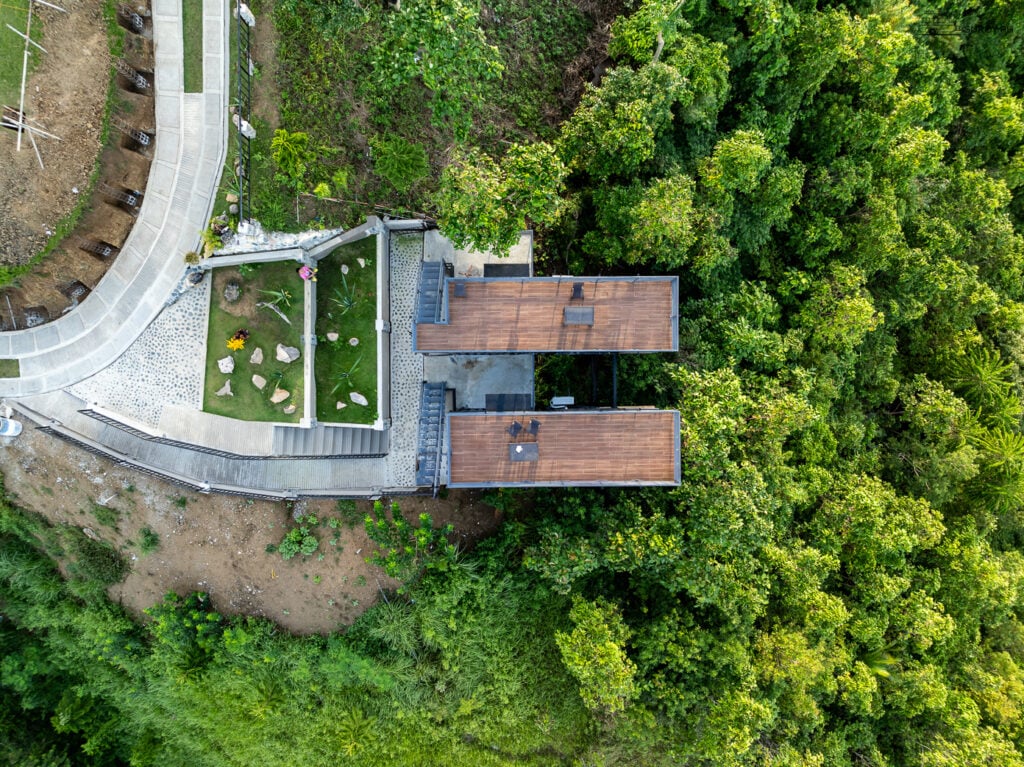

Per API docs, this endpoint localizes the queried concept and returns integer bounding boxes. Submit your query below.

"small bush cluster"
[278,514,319,560]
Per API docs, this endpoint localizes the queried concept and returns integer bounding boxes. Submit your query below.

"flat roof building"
[446,410,681,488]
[415,275,679,354]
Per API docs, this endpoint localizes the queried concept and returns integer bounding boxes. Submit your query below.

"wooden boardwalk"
[415,276,678,353]
[447,410,680,487]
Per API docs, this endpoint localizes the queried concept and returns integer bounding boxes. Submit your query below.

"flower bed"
[314,238,378,425]
[203,261,306,422]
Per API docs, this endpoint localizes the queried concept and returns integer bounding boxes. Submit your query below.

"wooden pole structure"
[15,0,34,151]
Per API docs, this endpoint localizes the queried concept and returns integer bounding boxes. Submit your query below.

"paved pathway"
[0,9,433,494]
[0,0,228,397]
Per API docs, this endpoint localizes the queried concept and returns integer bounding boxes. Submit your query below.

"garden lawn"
[315,237,377,425]
[204,261,305,423]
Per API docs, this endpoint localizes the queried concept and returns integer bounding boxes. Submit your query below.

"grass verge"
[182,0,204,93]
[315,238,378,424]
[0,0,41,106]
[204,261,305,422]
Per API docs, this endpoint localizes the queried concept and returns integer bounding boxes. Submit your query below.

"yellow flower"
[227,337,245,351]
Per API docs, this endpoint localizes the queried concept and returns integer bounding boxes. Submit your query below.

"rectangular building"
[446,410,681,488]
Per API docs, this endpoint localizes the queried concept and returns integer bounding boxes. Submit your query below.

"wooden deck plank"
[448,410,679,487]
[416,277,677,353]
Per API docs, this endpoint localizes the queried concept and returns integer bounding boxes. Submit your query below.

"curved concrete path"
[0,0,228,397]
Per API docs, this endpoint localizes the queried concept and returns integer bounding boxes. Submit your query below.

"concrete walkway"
[0,0,228,397]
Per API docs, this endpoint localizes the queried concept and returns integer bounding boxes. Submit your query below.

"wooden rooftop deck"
[446,410,680,487]
[415,276,678,353]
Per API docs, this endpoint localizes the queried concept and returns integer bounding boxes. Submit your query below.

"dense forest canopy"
[4,0,1024,764]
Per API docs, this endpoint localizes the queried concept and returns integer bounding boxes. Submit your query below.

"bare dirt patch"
[0,423,503,634]
[0,0,154,330]
[250,0,280,128]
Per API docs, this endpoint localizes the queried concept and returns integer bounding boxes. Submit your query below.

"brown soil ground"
[0,0,154,330]
[0,423,505,634]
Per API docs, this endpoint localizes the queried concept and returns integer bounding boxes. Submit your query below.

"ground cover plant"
[314,237,377,424]
[203,262,305,422]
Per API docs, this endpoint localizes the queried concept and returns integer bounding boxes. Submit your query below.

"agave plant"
[258,287,293,309]
[328,272,358,317]
[331,354,363,395]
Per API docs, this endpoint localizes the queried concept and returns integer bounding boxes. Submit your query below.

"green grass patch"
[315,238,378,424]
[138,526,160,555]
[204,261,305,422]
[0,0,41,106]
[182,0,204,93]
[89,502,119,529]
[0,359,20,378]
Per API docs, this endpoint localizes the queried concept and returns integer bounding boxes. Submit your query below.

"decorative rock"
[283,404,296,415]
[349,337,359,346]
[249,347,263,365]
[341,264,349,274]
[217,356,235,374]
[326,332,339,342]
[229,203,239,215]
[270,388,290,404]
[350,391,368,406]
[276,344,300,363]
[336,401,347,410]
[225,193,239,203]
[224,281,241,303]
[216,381,233,397]
[252,374,266,390]
[357,258,366,268]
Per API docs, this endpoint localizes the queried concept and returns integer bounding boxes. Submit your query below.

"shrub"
[139,527,160,555]
[369,134,429,193]
[278,515,319,560]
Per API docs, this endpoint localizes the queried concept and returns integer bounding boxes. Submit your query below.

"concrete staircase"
[271,424,387,457]
[415,381,446,489]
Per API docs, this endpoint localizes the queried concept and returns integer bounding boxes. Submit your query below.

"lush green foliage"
[0,492,591,766]
[10,0,1024,764]
[364,500,457,584]
[271,0,591,228]
[436,142,568,251]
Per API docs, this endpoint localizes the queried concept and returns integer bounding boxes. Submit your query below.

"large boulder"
[276,344,300,363]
